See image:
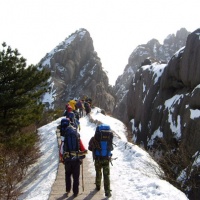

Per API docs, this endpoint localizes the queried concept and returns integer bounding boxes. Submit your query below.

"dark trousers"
[79,108,83,117]
[85,108,91,115]
[64,160,80,195]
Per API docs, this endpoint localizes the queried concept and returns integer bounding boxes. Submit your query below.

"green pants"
[94,159,110,193]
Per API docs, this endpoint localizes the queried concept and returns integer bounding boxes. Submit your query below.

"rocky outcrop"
[128,28,200,151]
[127,29,200,199]
[39,29,115,112]
[160,29,200,91]
[113,28,190,124]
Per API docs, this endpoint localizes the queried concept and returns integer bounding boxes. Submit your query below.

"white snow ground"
[18,107,188,200]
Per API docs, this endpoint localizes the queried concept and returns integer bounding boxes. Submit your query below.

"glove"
[60,156,64,164]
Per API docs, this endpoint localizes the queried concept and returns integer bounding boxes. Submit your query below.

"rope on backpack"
[63,151,88,159]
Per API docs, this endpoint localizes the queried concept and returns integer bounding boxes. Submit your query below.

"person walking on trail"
[59,118,87,197]
[76,99,84,117]
[63,103,69,116]
[66,106,81,131]
[84,100,91,115]
[68,99,77,111]
[88,124,114,197]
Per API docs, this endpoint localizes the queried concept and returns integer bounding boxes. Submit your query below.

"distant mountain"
[39,28,115,112]
[113,28,190,124]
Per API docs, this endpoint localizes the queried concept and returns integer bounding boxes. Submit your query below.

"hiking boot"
[105,190,112,197]
[105,192,111,197]
[73,193,78,197]
[96,185,100,191]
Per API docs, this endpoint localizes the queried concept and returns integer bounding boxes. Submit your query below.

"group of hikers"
[64,97,92,118]
[58,97,114,198]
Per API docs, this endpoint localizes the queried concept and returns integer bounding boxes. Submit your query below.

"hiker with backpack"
[59,118,87,197]
[65,105,80,131]
[63,103,69,116]
[76,99,84,117]
[68,99,77,111]
[84,100,91,115]
[58,117,82,161]
[86,97,92,107]
[88,124,114,197]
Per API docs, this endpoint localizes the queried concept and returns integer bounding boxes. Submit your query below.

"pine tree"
[0,42,50,137]
[0,42,51,199]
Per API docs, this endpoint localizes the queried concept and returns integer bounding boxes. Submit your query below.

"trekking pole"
[82,160,84,192]
[110,157,118,166]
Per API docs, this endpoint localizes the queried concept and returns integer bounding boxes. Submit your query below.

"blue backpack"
[63,125,80,160]
[94,124,113,158]
[60,118,70,137]
[66,111,80,129]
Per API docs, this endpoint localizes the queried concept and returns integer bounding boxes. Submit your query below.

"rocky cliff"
[39,28,115,112]
[127,29,200,199]
[113,28,190,124]
[127,29,200,150]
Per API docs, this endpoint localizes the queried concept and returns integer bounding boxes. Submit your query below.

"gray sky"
[1,0,200,85]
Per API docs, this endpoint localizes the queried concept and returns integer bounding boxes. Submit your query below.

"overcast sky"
[1,0,200,85]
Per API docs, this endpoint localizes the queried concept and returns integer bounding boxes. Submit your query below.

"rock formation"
[39,28,115,112]
[113,28,190,124]
[127,29,200,199]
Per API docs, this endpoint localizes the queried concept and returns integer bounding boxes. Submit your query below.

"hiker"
[88,124,114,197]
[66,106,80,130]
[73,109,80,121]
[76,99,84,117]
[58,117,80,159]
[84,100,91,115]
[63,104,73,118]
[86,97,92,107]
[63,103,69,116]
[59,118,87,197]
[68,99,77,111]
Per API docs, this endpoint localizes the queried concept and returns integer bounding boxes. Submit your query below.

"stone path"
[48,130,108,200]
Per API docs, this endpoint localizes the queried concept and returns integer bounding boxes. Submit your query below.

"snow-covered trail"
[79,108,188,200]
[17,107,188,200]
